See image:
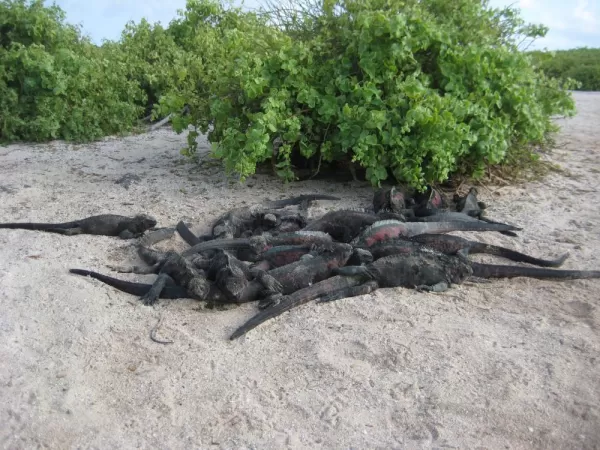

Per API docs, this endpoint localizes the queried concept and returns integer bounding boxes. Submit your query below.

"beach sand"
[0,91,598,449]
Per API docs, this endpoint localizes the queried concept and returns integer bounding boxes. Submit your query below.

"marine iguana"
[406,209,520,237]
[210,194,339,239]
[208,249,284,303]
[228,246,473,339]
[179,226,334,258]
[70,242,354,307]
[350,236,569,269]
[107,227,187,275]
[351,219,521,248]
[229,246,600,339]
[469,263,600,280]
[207,242,354,308]
[0,213,157,239]
[372,186,410,213]
[454,187,486,215]
[301,209,407,243]
[69,268,229,303]
[409,234,569,268]
[413,187,517,237]
[138,251,212,305]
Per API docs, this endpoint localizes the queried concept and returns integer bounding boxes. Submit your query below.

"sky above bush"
[45,0,599,50]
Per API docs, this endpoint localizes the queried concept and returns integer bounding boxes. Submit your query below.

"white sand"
[1,92,598,449]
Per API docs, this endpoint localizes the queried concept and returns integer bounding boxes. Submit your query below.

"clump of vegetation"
[529,47,600,92]
[160,0,578,190]
[0,0,145,142]
[0,0,581,191]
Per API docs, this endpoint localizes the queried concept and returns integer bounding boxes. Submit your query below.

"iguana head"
[133,214,157,231]
[389,186,407,212]
[449,255,474,283]
[188,277,211,300]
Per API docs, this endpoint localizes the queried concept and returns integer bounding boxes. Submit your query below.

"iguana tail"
[468,242,569,268]
[410,234,569,268]
[181,238,252,257]
[470,263,600,280]
[175,221,213,247]
[0,220,79,230]
[407,220,521,237]
[265,194,340,209]
[230,275,359,340]
[475,217,519,237]
[69,269,189,298]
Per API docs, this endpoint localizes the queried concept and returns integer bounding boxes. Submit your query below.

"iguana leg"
[119,230,138,239]
[250,268,284,294]
[191,255,212,271]
[415,282,449,292]
[258,293,283,310]
[333,265,370,277]
[465,276,492,284]
[317,281,379,303]
[137,246,166,265]
[140,273,173,305]
[348,248,373,265]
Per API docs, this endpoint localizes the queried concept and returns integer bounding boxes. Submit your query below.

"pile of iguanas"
[2,187,599,341]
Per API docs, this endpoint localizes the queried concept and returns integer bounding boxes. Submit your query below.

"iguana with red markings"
[351,219,521,248]
[301,209,407,243]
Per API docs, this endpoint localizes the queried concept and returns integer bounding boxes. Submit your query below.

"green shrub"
[104,18,192,117]
[530,48,600,91]
[162,0,577,189]
[0,0,144,142]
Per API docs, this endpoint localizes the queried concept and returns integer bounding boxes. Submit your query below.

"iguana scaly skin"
[209,242,354,307]
[301,209,406,243]
[0,213,157,239]
[230,245,600,339]
[210,194,339,239]
[70,242,354,307]
[470,263,600,280]
[69,269,229,303]
[351,219,521,247]
[229,246,473,339]
[179,227,334,258]
[409,234,569,268]
[138,252,211,305]
[207,249,283,303]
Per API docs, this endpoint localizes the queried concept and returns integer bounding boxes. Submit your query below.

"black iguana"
[210,194,339,239]
[0,213,157,239]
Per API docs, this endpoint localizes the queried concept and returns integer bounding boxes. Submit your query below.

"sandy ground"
[0,91,599,450]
